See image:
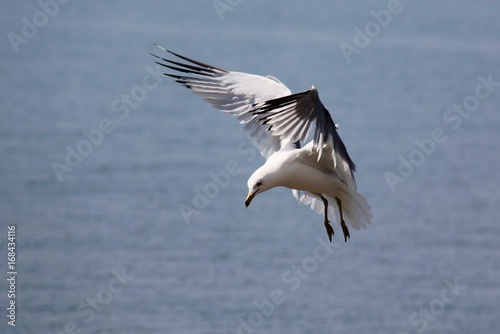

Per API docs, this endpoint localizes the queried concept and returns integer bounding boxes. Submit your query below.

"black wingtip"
[150,45,229,74]
[152,42,167,52]
[148,52,161,60]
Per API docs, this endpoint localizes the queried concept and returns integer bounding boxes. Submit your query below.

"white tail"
[292,184,372,231]
[327,183,372,231]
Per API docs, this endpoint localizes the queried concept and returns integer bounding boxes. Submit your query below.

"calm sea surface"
[1,1,500,333]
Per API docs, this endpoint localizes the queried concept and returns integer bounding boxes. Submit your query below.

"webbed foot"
[324,220,334,242]
[340,219,350,242]
[336,197,350,243]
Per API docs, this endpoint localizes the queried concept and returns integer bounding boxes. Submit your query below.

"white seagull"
[151,45,372,242]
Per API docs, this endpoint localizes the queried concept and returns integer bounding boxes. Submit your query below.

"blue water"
[1,1,500,333]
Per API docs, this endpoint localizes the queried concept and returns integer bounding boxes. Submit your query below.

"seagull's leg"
[320,195,334,242]
[335,197,350,242]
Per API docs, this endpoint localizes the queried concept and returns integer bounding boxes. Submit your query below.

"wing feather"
[250,87,356,172]
[151,45,292,158]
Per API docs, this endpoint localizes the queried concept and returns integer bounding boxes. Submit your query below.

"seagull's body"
[152,45,372,241]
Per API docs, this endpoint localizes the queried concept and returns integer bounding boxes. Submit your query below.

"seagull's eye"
[256,181,262,187]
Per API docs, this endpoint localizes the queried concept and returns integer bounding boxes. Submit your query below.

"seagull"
[151,45,372,242]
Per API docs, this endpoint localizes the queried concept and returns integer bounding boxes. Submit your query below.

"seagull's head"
[245,168,273,208]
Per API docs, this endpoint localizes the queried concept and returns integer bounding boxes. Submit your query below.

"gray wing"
[250,87,356,173]
[150,44,293,158]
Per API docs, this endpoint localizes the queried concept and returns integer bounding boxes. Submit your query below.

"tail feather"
[331,186,372,231]
[292,186,372,231]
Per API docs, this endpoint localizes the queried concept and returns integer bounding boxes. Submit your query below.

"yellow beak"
[245,192,256,208]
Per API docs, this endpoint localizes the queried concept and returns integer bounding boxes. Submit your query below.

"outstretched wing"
[249,88,359,218]
[150,44,292,158]
[250,87,356,173]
